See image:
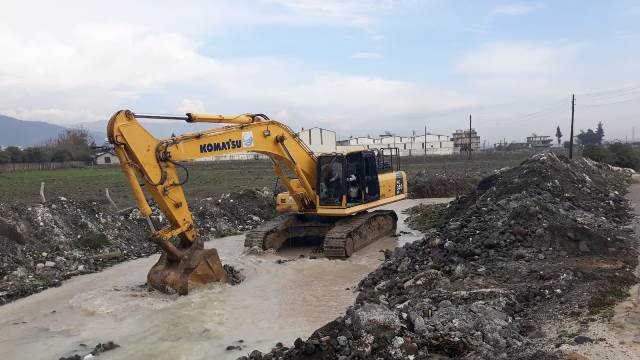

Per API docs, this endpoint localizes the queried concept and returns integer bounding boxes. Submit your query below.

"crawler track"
[322,210,397,258]
[245,210,398,258]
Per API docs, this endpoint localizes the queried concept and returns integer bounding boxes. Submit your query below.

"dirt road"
[556,175,640,359]
[0,198,449,360]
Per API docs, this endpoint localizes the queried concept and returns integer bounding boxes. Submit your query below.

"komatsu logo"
[199,139,242,153]
[198,131,254,153]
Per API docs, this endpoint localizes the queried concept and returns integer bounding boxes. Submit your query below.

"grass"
[404,203,448,232]
[587,272,636,320]
[0,160,277,206]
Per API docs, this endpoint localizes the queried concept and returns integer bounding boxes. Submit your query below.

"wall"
[299,128,337,154]
[95,154,120,165]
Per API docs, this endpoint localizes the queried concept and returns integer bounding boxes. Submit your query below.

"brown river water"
[0,199,450,360]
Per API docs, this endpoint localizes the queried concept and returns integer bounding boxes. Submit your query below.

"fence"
[0,161,88,172]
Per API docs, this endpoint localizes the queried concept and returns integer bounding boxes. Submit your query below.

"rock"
[352,303,401,337]
[77,265,86,271]
[397,258,411,272]
[249,349,263,360]
[409,312,427,334]
[45,261,56,267]
[391,336,404,348]
[513,250,526,260]
[483,238,498,249]
[402,341,419,355]
[12,267,27,277]
[337,335,348,347]
[36,263,45,269]
[91,341,120,355]
[303,342,316,355]
[574,335,594,344]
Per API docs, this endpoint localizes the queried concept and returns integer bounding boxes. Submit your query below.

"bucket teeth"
[147,238,226,295]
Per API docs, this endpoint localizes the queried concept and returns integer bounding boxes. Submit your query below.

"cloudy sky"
[1,0,639,144]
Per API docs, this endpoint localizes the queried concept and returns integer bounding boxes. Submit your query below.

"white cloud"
[351,52,383,59]
[177,99,206,114]
[455,42,573,76]
[0,12,471,134]
[268,0,380,28]
[493,3,537,16]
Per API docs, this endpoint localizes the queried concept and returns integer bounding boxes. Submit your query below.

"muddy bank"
[0,188,275,304]
[408,172,478,199]
[249,152,637,359]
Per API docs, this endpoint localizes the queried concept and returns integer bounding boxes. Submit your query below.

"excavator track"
[323,210,398,258]
[244,214,299,250]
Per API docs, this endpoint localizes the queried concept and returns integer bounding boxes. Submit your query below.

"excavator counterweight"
[108,110,407,295]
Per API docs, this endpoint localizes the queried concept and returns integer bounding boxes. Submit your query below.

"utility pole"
[468,114,472,160]
[424,125,427,157]
[411,130,415,157]
[569,94,575,159]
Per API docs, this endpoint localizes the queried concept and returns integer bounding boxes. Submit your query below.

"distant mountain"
[0,115,105,147]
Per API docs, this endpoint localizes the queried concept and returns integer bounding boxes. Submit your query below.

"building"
[452,129,480,153]
[94,152,119,165]
[526,134,553,148]
[493,142,529,152]
[336,133,455,156]
[299,127,337,154]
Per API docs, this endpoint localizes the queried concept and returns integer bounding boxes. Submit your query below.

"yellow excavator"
[107,110,407,295]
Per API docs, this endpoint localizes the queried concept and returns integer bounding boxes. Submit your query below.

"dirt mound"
[409,173,478,198]
[246,152,636,360]
[194,188,275,237]
[0,188,275,304]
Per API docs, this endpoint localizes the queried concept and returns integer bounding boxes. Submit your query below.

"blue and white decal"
[242,131,254,148]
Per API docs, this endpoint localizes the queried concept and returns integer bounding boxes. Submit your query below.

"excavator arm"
[107,109,318,294]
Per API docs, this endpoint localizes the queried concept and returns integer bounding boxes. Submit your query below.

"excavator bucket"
[147,238,226,295]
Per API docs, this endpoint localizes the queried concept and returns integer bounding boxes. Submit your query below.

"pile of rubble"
[0,188,275,304]
[246,152,636,360]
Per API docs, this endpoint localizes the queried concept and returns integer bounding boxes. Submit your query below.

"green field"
[0,153,533,206]
[0,160,277,206]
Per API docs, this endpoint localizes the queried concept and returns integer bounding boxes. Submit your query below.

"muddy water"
[0,198,449,360]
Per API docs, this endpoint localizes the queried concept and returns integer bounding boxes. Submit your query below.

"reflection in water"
[0,199,449,360]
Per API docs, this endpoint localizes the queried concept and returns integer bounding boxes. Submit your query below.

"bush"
[583,145,613,163]
[608,143,640,170]
[583,143,640,170]
[74,232,110,249]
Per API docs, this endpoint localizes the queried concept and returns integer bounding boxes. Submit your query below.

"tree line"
[0,129,94,164]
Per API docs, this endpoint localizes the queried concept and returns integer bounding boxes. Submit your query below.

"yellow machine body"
[107,110,407,294]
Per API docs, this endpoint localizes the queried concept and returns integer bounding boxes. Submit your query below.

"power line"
[578,95,640,108]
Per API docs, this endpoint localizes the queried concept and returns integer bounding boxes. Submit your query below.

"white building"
[299,127,337,154]
[336,133,455,156]
[94,152,120,165]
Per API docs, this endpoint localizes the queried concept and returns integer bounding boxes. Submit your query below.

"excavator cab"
[317,149,398,207]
